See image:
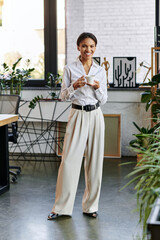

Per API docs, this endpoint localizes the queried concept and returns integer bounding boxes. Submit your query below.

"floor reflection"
[0,158,141,240]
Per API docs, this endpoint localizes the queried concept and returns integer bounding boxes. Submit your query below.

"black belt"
[72,102,99,112]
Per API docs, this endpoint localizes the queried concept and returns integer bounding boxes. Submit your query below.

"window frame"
[25,0,58,87]
[156,0,159,26]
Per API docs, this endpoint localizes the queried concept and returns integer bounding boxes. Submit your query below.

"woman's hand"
[86,80,100,90]
[73,76,86,90]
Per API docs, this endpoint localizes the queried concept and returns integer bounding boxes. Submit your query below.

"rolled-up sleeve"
[95,68,108,105]
[60,66,77,101]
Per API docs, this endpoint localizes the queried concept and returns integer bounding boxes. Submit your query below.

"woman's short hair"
[77,32,97,46]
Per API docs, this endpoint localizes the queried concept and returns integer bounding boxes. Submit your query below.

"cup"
[85,75,95,84]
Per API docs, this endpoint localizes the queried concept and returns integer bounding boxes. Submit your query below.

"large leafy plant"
[141,74,160,121]
[122,74,160,239]
[130,121,160,151]
[122,121,160,239]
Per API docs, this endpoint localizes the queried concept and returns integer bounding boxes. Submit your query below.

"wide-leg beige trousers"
[52,107,105,215]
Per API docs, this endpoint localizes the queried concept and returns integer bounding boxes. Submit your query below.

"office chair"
[0,94,21,182]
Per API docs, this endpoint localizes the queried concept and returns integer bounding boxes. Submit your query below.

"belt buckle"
[85,105,92,112]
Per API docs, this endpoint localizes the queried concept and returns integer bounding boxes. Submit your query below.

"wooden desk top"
[0,114,18,127]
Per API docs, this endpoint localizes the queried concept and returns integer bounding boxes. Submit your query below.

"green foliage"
[46,72,61,87]
[122,74,160,240]
[122,146,160,239]
[140,74,160,120]
[46,73,62,99]
[28,73,62,109]
[129,121,160,151]
[123,120,160,239]
[0,57,35,95]
[28,95,43,109]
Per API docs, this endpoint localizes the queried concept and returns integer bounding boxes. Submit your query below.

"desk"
[0,114,18,195]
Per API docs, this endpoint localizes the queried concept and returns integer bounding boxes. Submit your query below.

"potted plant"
[28,73,62,109]
[129,121,160,163]
[46,72,62,99]
[122,123,160,239]
[0,57,35,95]
[141,74,160,121]
[123,73,160,238]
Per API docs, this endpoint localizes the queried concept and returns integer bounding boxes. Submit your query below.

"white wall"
[18,89,151,157]
[66,0,155,83]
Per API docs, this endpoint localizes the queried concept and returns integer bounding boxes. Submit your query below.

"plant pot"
[136,153,147,166]
[137,153,144,162]
[147,198,160,240]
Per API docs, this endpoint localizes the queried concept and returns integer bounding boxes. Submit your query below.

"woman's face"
[77,38,96,61]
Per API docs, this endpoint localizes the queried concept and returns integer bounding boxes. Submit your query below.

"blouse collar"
[76,56,99,68]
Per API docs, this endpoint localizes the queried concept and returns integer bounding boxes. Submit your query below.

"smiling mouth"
[85,53,92,56]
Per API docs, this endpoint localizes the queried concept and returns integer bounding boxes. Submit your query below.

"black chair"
[0,94,21,182]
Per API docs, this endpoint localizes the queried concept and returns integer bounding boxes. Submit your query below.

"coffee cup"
[85,75,95,84]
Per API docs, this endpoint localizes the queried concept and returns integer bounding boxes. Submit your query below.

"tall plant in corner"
[141,74,160,121]
[122,123,160,239]
[121,74,160,239]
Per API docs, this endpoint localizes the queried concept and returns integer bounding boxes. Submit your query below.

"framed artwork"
[93,57,101,65]
[113,57,137,88]
[103,114,121,158]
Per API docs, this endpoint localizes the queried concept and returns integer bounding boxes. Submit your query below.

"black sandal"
[47,212,59,220]
[83,212,98,218]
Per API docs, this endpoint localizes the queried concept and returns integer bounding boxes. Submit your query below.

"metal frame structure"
[9,100,71,162]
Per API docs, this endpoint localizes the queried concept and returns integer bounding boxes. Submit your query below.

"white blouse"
[60,57,108,106]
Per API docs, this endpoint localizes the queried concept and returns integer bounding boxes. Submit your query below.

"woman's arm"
[94,69,108,105]
[60,66,86,101]
[60,66,75,101]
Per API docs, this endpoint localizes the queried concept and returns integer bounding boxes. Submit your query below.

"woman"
[48,32,107,219]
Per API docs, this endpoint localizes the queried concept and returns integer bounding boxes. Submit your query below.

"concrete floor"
[0,157,142,240]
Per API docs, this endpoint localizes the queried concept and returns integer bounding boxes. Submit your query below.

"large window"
[0,0,65,86]
[57,0,65,75]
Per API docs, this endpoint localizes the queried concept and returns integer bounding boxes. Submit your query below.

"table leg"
[0,125,9,195]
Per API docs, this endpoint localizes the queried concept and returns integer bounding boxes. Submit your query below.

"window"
[0,0,65,87]
[57,0,65,76]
